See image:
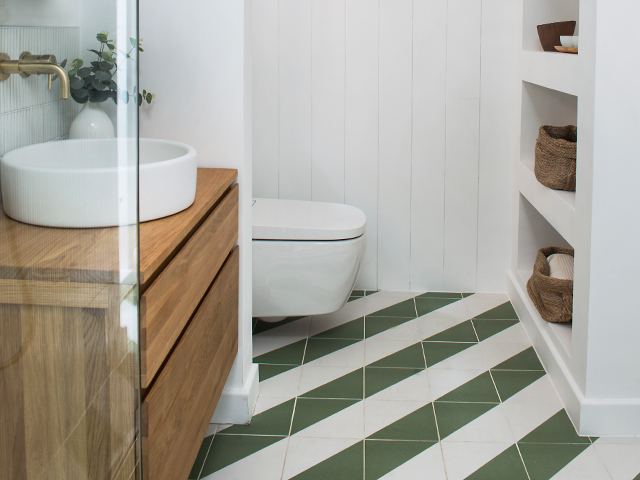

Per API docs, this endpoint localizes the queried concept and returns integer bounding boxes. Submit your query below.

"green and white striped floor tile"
[189,292,640,480]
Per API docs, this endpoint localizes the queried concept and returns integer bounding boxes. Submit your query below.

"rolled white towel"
[547,253,574,281]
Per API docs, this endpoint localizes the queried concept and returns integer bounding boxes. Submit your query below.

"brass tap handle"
[0,52,70,99]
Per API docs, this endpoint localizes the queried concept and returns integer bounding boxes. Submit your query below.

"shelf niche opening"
[523,0,580,52]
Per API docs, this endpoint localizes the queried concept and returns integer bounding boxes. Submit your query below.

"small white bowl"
[560,36,574,47]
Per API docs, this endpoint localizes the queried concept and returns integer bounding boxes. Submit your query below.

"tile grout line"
[196,429,216,480]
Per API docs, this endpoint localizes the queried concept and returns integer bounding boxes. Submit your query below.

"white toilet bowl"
[252,198,366,321]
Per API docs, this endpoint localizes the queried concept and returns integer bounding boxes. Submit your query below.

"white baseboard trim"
[210,363,259,425]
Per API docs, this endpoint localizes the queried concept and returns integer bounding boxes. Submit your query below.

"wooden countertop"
[0,168,238,289]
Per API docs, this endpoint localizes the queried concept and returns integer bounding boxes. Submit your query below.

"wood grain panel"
[140,186,238,389]
[142,248,239,480]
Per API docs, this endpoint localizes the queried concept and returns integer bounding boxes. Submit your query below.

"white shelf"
[515,269,572,361]
[517,159,576,246]
[520,50,579,96]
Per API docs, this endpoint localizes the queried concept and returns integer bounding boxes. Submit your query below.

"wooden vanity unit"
[0,168,239,480]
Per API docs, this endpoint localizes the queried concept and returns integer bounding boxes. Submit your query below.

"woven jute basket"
[534,125,577,191]
[526,247,574,323]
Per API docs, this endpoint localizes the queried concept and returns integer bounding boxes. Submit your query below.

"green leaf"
[107,43,115,50]
[91,90,110,103]
[71,92,89,104]
[68,69,78,77]
[89,48,102,56]
[130,37,138,48]
[92,79,106,91]
[145,92,153,104]
[70,76,85,89]
[77,67,92,78]
[96,33,108,43]
[60,59,67,68]
[122,90,130,104]
[138,47,144,52]
[74,88,89,99]
[95,70,111,81]
[137,93,143,107]
[100,51,113,61]
[109,80,117,89]
[76,59,84,68]
[98,61,111,71]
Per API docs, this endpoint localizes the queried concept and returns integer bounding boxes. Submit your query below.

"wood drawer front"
[142,248,239,480]
[140,185,238,388]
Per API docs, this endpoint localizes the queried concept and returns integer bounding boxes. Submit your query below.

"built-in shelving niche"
[522,0,580,53]
[517,194,573,361]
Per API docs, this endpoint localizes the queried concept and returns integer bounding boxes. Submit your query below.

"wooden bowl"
[537,21,576,52]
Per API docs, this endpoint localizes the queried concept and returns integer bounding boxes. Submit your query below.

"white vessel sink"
[0,138,197,228]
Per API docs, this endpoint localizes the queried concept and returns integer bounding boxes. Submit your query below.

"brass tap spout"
[0,52,70,99]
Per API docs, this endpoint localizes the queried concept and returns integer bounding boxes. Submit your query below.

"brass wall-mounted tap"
[0,52,70,99]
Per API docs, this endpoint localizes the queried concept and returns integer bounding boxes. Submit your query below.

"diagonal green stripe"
[365,316,415,338]
[422,341,473,367]
[415,297,459,316]
[472,319,519,341]
[300,369,364,400]
[368,299,417,318]
[367,404,438,441]
[291,398,359,435]
[518,443,590,480]
[426,320,478,342]
[292,441,363,479]
[473,301,519,320]
[492,347,544,371]
[220,399,295,436]
[259,364,299,382]
[436,372,500,404]
[434,402,496,439]
[464,444,528,480]
[491,370,546,402]
[365,440,435,480]
[254,339,306,365]
[199,435,285,476]
[188,435,213,479]
[351,290,366,297]
[519,410,590,444]
[416,292,462,299]
[368,343,426,368]
[304,338,361,363]
[365,367,423,398]
[312,317,364,340]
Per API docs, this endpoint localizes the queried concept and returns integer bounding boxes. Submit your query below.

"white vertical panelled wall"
[253,0,516,292]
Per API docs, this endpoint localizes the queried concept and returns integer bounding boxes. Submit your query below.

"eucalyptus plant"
[62,32,155,106]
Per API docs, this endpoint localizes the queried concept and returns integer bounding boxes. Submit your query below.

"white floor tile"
[368,369,432,402]
[298,365,360,396]
[294,402,364,439]
[479,323,530,344]
[377,443,447,480]
[443,404,515,444]
[282,437,360,480]
[364,291,417,316]
[368,318,423,342]
[364,399,428,438]
[480,341,531,369]
[428,343,489,371]
[308,299,366,336]
[258,367,302,398]
[463,293,509,318]
[254,395,293,416]
[440,441,511,480]
[427,368,486,400]
[306,341,365,367]
[551,445,613,480]
[364,339,418,366]
[202,437,288,480]
[593,443,640,480]
[417,299,470,322]
[593,437,640,445]
[418,317,469,341]
[253,334,307,358]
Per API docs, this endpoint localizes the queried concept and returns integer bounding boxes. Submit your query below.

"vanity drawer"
[140,184,238,388]
[141,247,239,480]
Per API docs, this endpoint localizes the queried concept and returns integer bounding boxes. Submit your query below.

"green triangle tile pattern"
[365,440,435,480]
[437,372,500,404]
[472,319,519,341]
[253,316,305,335]
[426,320,478,343]
[364,367,423,398]
[220,399,296,436]
[368,343,426,368]
[291,398,359,435]
[518,443,590,480]
[462,292,475,298]
[519,410,590,444]
[415,297,459,316]
[347,296,360,303]
[254,339,307,365]
[365,316,415,338]
[365,290,378,296]
[188,434,213,479]
[465,445,529,480]
[368,299,417,318]
[433,402,496,439]
[491,370,546,402]
[301,369,364,400]
[292,441,363,479]
[634,473,640,480]
[199,434,285,476]
[303,338,361,363]
[312,317,365,340]
[367,404,439,441]
[473,301,519,320]
[422,341,474,367]
[352,290,365,297]
[416,292,463,299]
[492,347,545,371]
[259,364,299,382]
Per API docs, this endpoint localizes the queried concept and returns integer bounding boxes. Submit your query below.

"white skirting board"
[210,363,259,425]
[508,272,640,436]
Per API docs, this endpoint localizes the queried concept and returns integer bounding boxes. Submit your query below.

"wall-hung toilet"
[252,199,366,321]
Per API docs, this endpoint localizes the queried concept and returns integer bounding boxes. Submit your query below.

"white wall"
[252,0,516,292]
[139,0,257,423]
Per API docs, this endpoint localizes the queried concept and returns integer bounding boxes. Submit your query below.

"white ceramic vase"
[69,102,115,139]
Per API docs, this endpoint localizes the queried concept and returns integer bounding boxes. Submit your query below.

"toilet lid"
[252,198,366,241]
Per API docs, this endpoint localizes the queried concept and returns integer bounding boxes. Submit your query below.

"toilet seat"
[252,198,366,241]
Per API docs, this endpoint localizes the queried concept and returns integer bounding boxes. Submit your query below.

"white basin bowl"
[1,138,197,228]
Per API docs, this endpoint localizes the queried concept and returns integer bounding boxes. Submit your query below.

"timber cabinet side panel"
[142,248,239,480]
[140,185,239,389]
